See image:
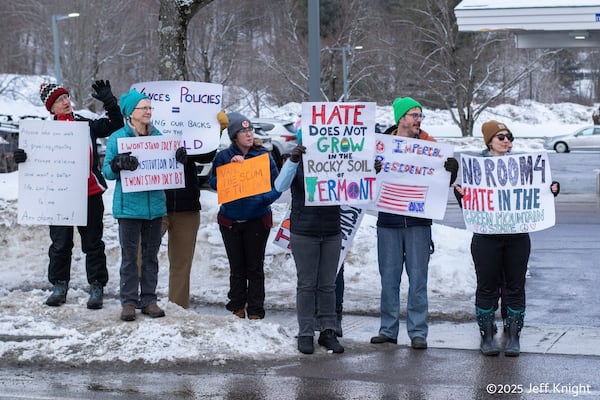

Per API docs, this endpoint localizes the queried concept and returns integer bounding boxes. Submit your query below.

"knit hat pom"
[40,83,69,112]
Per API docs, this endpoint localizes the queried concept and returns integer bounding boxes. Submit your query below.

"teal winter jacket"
[102,123,166,220]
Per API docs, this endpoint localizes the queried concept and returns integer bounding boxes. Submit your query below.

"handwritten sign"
[301,102,377,206]
[118,135,185,193]
[131,81,223,155]
[216,153,271,204]
[17,120,88,226]
[459,152,555,234]
[372,134,454,220]
[273,205,365,272]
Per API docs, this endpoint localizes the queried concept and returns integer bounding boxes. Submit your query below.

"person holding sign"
[103,89,177,322]
[371,97,458,350]
[454,120,560,357]
[274,132,345,355]
[209,112,281,321]
[14,80,123,310]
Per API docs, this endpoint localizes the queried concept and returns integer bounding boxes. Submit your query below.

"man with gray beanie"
[14,80,123,310]
[371,97,458,350]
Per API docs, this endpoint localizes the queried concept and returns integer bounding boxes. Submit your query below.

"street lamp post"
[52,13,79,86]
[329,45,363,102]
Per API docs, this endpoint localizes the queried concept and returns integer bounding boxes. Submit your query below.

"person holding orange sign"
[209,112,281,320]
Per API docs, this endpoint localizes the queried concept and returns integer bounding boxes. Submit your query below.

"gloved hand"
[550,180,560,197]
[175,147,188,164]
[91,80,117,107]
[444,157,459,185]
[289,145,306,163]
[13,148,27,164]
[217,110,229,132]
[374,159,382,173]
[110,152,139,172]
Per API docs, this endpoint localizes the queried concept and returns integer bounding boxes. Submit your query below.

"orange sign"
[216,153,272,204]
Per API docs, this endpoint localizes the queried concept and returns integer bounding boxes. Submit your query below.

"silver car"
[544,126,600,153]
[251,118,298,169]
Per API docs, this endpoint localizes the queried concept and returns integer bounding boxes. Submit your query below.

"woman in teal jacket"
[103,88,167,322]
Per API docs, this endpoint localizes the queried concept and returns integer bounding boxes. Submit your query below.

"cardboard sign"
[301,102,377,206]
[372,134,454,220]
[118,135,185,193]
[216,153,271,204]
[18,120,89,226]
[459,152,556,234]
[131,81,223,155]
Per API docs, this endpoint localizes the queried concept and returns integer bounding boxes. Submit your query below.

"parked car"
[196,125,273,185]
[0,118,19,173]
[251,118,298,169]
[543,126,600,153]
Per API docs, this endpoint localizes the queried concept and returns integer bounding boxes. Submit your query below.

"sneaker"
[86,281,104,310]
[297,336,314,354]
[141,303,165,318]
[233,308,245,319]
[411,336,428,349]
[45,281,68,307]
[370,334,397,344]
[318,329,344,353]
[120,304,136,321]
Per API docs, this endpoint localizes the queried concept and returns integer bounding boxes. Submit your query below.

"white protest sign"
[272,205,365,272]
[459,152,556,234]
[372,134,454,220]
[131,81,223,155]
[118,135,185,193]
[301,102,377,206]
[18,120,88,226]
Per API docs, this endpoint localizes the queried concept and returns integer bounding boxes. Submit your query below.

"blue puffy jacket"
[102,123,166,220]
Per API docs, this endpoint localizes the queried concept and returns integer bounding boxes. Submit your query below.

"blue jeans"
[291,232,341,337]
[118,218,163,307]
[377,225,431,340]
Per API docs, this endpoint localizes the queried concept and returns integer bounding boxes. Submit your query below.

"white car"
[543,126,600,153]
[251,118,298,169]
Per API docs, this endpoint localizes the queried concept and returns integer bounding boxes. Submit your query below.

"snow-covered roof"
[455,0,600,48]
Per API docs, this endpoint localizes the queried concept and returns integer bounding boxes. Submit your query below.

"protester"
[274,128,345,355]
[454,120,560,356]
[103,89,183,321]
[160,111,229,309]
[209,112,281,320]
[370,97,458,350]
[14,80,122,309]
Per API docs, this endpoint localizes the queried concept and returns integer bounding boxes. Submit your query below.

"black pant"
[471,233,530,311]
[48,194,108,286]
[219,217,270,317]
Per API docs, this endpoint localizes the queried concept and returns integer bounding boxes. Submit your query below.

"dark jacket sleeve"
[88,100,124,139]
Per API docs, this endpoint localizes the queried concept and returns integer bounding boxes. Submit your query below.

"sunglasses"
[495,133,514,142]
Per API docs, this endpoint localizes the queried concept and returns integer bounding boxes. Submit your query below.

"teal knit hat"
[393,97,422,123]
[120,88,149,118]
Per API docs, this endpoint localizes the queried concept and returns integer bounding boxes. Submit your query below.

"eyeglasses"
[238,127,253,134]
[406,113,425,120]
[56,94,70,103]
[134,107,154,112]
[495,133,514,142]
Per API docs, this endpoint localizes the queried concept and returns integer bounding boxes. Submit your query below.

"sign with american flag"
[371,134,454,220]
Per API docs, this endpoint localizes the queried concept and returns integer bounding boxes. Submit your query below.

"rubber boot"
[476,306,500,356]
[504,307,525,357]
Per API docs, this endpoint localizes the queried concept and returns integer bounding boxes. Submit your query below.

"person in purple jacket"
[209,112,281,320]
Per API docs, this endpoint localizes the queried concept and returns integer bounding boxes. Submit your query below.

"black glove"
[13,148,27,164]
[91,80,117,107]
[110,152,139,172]
[175,147,188,164]
[444,157,459,185]
[551,180,560,197]
[289,145,306,163]
[374,159,382,174]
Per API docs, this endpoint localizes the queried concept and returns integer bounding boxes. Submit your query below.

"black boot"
[46,281,68,307]
[504,307,525,357]
[476,307,500,356]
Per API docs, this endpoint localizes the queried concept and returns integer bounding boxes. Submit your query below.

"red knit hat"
[40,83,69,112]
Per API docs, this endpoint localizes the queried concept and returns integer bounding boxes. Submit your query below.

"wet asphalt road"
[1,152,599,399]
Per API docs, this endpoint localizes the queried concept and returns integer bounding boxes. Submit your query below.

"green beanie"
[393,97,422,123]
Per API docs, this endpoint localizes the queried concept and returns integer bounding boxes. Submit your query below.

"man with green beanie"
[370,97,458,350]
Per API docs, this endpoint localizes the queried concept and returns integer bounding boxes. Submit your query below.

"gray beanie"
[226,112,253,140]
